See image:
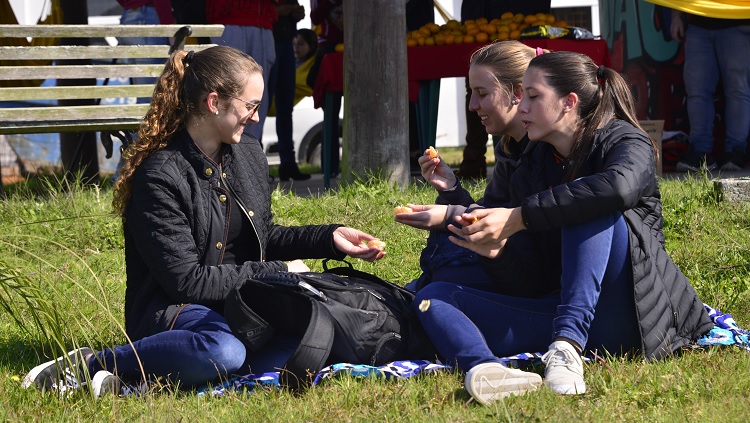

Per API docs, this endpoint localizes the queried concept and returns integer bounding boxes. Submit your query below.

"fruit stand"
[312,39,612,187]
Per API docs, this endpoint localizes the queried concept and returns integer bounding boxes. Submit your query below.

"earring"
[214,110,219,115]
[511,98,518,105]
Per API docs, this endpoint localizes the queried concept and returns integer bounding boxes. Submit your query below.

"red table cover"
[313,39,613,108]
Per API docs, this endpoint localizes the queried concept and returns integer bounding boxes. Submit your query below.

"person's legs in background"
[678,25,720,171]
[716,25,750,170]
[456,77,488,180]
[215,25,276,143]
[270,34,309,180]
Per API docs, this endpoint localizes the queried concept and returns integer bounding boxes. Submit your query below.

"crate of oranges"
[405,12,568,47]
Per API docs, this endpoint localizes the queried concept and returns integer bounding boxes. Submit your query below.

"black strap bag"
[224,260,436,389]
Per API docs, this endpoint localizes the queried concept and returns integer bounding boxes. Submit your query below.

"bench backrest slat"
[0,44,211,61]
[0,64,165,80]
[0,24,225,39]
[0,104,150,134]
[0,84,155,101]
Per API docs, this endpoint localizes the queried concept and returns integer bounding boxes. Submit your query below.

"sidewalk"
[274,166,750,198]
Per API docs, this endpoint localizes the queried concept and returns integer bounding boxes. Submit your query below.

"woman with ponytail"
[399,51,712,404]
[24,46,384,396]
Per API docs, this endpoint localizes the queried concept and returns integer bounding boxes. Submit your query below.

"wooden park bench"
[0,23,225,193]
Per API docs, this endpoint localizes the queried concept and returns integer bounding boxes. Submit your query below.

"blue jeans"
[89,305,247,387]
[119,5,168,103]
[214,26,276,142]
[684,24,750,155]
[268,37,297,165]
[414,213,641,371]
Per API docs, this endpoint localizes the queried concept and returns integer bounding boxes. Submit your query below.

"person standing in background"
[307,0,343,176]
[293,28,318,104]
[268,1,310,181]
[207,0,278,146]
[672,9,750,171]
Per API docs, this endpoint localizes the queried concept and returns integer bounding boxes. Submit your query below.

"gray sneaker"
[92,370,121,398]
[464,362,543,405]
[22,347,94,392]
[541,341,586,395]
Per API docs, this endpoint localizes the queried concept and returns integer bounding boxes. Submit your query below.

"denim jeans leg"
[554,213,640,354]
[408,230,490,292]
[684,25,720,155]
[214,26,276,142]
[274,39,297,165]
[89,305,246,387]
[415,282,558,371]
[716,26,750,154]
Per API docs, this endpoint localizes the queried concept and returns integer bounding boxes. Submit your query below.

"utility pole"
[343,0,410,187]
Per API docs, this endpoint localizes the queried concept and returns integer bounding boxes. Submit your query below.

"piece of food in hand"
[418,299,431,312]
[394,206,414,215]
[427,146,438,159]
[366,239,386,250]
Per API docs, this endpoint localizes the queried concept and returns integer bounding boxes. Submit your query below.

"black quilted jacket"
[122,130,344,340]
[486,120,712,360]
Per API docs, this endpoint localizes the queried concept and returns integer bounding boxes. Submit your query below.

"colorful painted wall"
[599,1,689,132]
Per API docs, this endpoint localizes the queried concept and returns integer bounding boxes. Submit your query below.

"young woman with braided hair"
[24,46,385,396]
[398,51,711,404]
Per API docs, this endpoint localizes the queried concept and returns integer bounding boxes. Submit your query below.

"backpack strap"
[280,298,335,390]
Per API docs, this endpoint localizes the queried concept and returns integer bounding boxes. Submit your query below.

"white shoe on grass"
[465,362,543,405]
[92,370,121,398]
[542,341,586,395]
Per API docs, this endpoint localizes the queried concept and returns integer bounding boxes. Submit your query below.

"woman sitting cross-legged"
[23,46,385,396]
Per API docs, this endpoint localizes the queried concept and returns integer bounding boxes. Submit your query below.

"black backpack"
[224,260,436,389]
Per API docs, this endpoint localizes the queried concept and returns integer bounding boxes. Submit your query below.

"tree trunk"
[58,0,100,185]
[342,0,409,187]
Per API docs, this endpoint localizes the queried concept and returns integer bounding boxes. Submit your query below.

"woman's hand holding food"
[286,259,311,272]
[447,207,526,245]
[393,204,448,230]
[332,227,386,261]
[419,147,457,191]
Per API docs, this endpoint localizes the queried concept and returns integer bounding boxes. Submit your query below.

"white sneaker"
[465,362,543,405]
[541,341,586,395]
[92,370,121,398]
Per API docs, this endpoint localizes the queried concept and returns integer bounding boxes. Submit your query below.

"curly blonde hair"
[112,46,262,216]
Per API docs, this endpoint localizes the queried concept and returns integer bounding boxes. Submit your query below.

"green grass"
[0,172,749,422]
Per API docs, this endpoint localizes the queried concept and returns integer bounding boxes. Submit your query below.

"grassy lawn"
[0,172,748,422]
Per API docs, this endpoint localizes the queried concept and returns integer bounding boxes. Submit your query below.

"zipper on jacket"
[219,164,265,262]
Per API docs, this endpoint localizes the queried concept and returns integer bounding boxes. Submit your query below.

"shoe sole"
[546,380,587,395]
[465,363,543,405]
[92,370,121,398]
[22,347,93,391]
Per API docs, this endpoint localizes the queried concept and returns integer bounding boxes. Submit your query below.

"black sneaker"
[22,347,93,392]
[92,370,122,398]
[720,148,747,171]
[676,151,717,172]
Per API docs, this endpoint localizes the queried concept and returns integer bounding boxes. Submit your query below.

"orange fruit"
[444,34,455,44]
[434,33,446,45]
[481,24,497,34]
[513,13,525,23]
[497,31,510,41]
[427,22,440,33]
[466,26,480,35]
[546,14,556,24]
[475,32,489,43]
[501,11,514,20]
[554,20,569,27]
[406,38,417,47]
[335,43,344,52]
[535,12,547,21]
[419,26,431,37]
[424,36,435,46]
[417,36,425,46]
[463,34,475,44]
[476,17,489,26]
[524,14,537,24]
[464,19,476,27]
[510,29,521,39]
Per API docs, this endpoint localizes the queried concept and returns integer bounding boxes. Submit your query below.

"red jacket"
[206,0,278,29]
